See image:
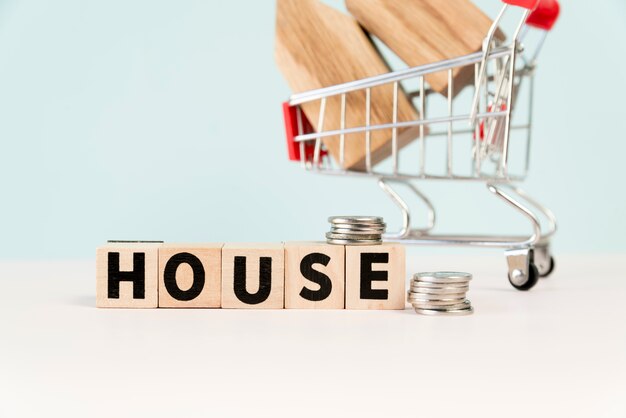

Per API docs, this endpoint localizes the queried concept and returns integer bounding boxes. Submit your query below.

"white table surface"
[0,254,624,418]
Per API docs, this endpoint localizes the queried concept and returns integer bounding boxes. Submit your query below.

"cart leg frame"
[378,178,557,290]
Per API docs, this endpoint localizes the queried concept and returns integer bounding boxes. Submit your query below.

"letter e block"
[96,242,161,308]
[285,242,345,309]
[345,243,406,310]
[221,243,285,309]
[158,244,223,308]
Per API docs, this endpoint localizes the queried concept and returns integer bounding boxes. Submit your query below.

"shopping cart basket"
[282,0,560,290]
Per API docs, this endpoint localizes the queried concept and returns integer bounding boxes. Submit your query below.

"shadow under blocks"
[96,242,406,310]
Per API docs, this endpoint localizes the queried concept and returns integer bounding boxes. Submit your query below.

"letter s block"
[96,242,162,308]
[284,242,345,309]
[158,244,223,308]
[345,243,406,310]
[221,243,285,309]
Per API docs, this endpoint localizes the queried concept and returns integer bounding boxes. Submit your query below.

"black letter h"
[108,252,146,299]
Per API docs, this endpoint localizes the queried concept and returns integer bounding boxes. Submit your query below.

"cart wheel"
[539,257,555,278]
[508,263,540,291]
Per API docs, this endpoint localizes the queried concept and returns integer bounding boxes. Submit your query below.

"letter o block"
[158,244,223,308]
[285,242,345,309]
[96,242,161,308]
[345,243,406,310]
[221,243,285,309]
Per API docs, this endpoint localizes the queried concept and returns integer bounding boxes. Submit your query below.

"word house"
[96,241,406,310]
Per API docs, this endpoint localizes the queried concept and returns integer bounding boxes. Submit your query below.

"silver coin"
[409,302,469,311]
[326,239,383,246]
[409,280,470,289]
[411,290,469,297]
[410,298,471,306]
[407,297,468,307]
[414,272,472,284]
[329,225,384,232]
[413,305,472,313]
[410,293,467,301]
[410,300,471,310]
[410,285,469,294]
[329,216,385,224]
[407,295,468,305]
[411,282,469,292]
[330,233,384,238]
[331,224,386,231]
[408,290,467,298]
[330,222,386,229]
[326,232,382,241]
[329,216,384,225]
[327,240,383,245]
[331,220,386,226]
[415,279,471,286]
[330,228,385,235]
[414,306,474,316]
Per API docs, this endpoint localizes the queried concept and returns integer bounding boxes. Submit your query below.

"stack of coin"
[326,216,386,246]
[408,272,473,316]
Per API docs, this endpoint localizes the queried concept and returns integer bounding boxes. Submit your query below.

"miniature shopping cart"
[282,0,560,290]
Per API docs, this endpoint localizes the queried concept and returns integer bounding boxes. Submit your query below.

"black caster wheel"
[509,263,540,291]
[539,257,556,278]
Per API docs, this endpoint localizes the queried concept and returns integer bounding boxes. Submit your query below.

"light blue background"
[0,0,624,259]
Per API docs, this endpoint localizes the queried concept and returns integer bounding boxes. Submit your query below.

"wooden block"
[284,242,345,309]
[275,0,422,171]
[221,243,285,309]
[158,244,223,308]
[96,242,161,308]
[346,0,505,96]
[345,243,406,310]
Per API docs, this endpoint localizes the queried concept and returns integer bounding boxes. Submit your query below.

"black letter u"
[233,256,272,305]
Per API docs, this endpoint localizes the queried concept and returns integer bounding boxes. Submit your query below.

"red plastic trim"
[283,102,301,162]
[282,102,325,162]
[474,104,507,143]
[502,0,540,11]
[526,0,560,31]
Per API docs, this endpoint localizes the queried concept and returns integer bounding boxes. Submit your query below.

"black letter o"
[164,253,205,301]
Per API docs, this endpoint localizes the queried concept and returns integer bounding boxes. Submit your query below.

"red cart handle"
[526,0,560,31]
[502,0,540,10]
[503,0,560,31]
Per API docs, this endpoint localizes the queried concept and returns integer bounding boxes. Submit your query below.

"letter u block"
[345,243,406,310]
[221,243,285,309]
[96,242,162,308]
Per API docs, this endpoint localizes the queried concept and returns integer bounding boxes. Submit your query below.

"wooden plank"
[158,244,223,308]
[222,243,285,309]
[96,242,161,308]
[275,0,421,171]
[345,243,406,310]
[284,242,345,309]
[346,0,504,96]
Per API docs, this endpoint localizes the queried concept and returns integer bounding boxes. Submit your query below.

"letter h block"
[221,243,285,309]
[96,242,162,308]
[345,243,406,310]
